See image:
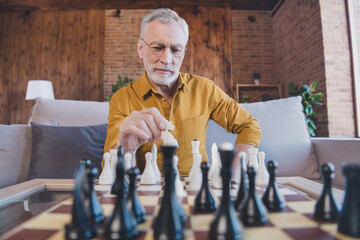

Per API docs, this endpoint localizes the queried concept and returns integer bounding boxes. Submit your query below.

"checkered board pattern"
[3,178,351,240]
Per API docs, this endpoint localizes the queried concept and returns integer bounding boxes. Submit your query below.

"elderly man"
[104,8,261,176]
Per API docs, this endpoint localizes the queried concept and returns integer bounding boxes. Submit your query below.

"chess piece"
[256,151,269,185]
[111,147,128,195]
[127,167,146,223]
[124,152,132,172]
[262,160,285,212]
[248,148,259,170]
[189,153,202,190]
[65,160,95,239]
[140,152,157,185]
[153,145,185,240]
[105,147,138,240]
[240,167,268,226]
[314,163,340,221]
[173,155,186,197]
[210,142,243,240]
[189,139,200,182]
[234,152,248,210]
[161,120,179,147]
[208,143,218,181]
[151,144,161,183]
[99,152,114,185]
[337,164,360,238]
[194,162,216,213]
[109,149,118,178]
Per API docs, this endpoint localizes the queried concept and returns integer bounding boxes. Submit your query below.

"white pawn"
[208,143,218,181]
[109,149,118,178]
[124,152,132,183]
[99,152,114,185]
[189,139,200,182]
[173,155,186,197]
[189,154,202,190]
[239,151,247,172]
[151,144,161,183]
[248,148,259,170]
[256,151,269,185]
[211,155,222,189]
[140,152,156,185]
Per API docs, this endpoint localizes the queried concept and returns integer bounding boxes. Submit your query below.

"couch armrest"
[311,137,360,189]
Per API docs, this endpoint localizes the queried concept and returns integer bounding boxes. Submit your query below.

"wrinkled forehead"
[143,20,187,45]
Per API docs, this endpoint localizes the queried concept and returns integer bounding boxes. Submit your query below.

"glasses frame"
[141,38,186,58]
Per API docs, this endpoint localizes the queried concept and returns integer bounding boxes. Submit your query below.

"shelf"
[236,83,282,103]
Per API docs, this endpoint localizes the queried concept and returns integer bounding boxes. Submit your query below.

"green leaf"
[308,127,316,137]
[310,80,320,92]
[308,119,316,129]
[304,105,313,115]
[301,84,310,93]
[313,92,323,101]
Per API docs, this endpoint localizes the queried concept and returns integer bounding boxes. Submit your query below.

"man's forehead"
[144,20,187,45]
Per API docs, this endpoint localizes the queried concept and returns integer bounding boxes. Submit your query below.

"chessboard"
[2,177,350,240]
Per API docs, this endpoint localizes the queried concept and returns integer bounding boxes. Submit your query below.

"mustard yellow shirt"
[104,72,261,176]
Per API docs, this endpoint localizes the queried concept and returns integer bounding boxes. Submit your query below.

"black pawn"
[153,145,184,240]
[127,167,146,223]
[111,147,129,195]
[194,162,216,213]
[234,156,248,211]
[105,146,138,240]
[84,161,104,223]
[314,163,340,221]
[337,164,360,238]
[210,145,243,240]
[240,167,267,226]
[262,160,285,212]
[65,160,95,240]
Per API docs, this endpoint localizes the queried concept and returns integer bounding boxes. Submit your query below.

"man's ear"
[137,39,143,59]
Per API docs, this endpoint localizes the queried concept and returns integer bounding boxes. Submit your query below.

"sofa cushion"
[29,98,109,126]
[0,124,31,189]
[27,123,107,180]
[206,96,320,179]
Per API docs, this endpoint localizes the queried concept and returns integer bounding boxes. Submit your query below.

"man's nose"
[160,47,172,65]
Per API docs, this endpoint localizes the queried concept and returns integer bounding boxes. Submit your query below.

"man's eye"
[152,46,165,51]
[171,47,181,53]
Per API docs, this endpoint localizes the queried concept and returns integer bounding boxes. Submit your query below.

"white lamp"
[25,80,55,100]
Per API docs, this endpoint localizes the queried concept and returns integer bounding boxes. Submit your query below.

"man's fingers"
[142,108,167,130]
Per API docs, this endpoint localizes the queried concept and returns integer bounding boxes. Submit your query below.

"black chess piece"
[262,160,286,212]
[337,164,360,238]
[153,145,184,240]
[84,161,104,223]
[194,162,216,213]
[111,147,129,195]
[240,167,267,226]
[210,144,243,240]
[127,167,146,223]
[65,160,95,240]
[314,163,340,221]
[234,156,248,211]
[105,146,138,240]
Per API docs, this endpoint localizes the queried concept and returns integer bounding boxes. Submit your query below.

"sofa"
[1,96,359,189]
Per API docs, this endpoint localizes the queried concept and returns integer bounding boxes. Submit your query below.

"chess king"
[104,8,261,176]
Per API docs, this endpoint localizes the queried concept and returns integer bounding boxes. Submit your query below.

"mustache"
[154,66,174,72]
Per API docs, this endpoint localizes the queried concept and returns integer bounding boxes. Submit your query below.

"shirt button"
[162,98,165,101]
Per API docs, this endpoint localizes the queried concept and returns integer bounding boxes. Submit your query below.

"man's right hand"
[114,107,167,153]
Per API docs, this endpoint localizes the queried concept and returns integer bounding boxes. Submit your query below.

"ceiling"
[0,0,280,12]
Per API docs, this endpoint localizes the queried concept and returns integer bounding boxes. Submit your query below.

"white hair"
[140,8,189,43]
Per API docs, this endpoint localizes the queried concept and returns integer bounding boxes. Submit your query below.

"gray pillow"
[28,123,107,180]
[0,124,31,189]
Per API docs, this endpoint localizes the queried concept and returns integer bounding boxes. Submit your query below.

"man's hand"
[113,107,167,153]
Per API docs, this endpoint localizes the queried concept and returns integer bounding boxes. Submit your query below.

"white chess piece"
[173,155,186,197]
[151,144,161,183]
[189,154,202,190]
[256,151,269,185]
[161,120,179,147]
[140,152,156,185]
[239,151,247,172]
[109,149,118,177]
[208,143,218,181]
[124,152,132,183]
[248,148,259,170]
[99,152,114,185]
[211,155,222,188]
[189,139,201,183]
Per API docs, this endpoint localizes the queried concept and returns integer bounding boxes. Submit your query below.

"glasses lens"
[149,42,166,55]
[170,44,185,58]
[147,41,185,58]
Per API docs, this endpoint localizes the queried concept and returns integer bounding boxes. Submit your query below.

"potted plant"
[288,80,324,137]
[106,75,135,101]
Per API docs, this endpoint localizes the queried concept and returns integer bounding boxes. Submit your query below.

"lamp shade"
[25,80,55,100]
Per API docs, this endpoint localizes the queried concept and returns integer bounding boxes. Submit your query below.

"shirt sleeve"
[208,81,262,147]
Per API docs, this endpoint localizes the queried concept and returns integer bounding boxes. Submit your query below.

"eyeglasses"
[141,38,186,58]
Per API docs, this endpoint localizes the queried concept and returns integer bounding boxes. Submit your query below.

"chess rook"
[234,152,248,210]
[127,168,146,223]
[240,167,268,226]
[153,145,184,240]
[337,164,360,238]
[262,160,285,212]
[194,162,216,213]
[210,142,243,240]
[314,163,339,221]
